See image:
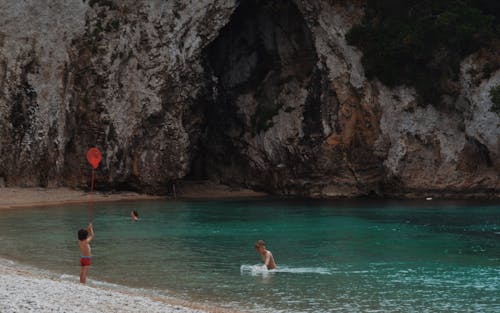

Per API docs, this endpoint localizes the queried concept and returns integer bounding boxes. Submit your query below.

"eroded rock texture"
[0,0,498,197]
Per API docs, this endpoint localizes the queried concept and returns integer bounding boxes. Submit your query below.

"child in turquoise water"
[131,210,139,221]
[255,240,277,270]
[78,223,94,284]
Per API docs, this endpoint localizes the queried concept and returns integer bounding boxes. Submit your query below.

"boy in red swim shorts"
[78,223,94,284]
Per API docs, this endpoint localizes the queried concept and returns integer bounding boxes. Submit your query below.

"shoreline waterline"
[0,256,242,313]
[0,187,163,211]
[0,186,497,212]
[0,185,268,211]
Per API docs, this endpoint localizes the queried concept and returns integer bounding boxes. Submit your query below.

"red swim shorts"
[80,257,91,266]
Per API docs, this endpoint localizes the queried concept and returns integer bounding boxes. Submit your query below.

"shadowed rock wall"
[0,0,237,192]
[0,0,498,197]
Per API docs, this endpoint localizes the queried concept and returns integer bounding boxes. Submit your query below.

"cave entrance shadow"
[187,0,319,187]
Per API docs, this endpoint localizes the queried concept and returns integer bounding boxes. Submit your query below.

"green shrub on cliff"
[346,0,499,106]
[490,84,500,115]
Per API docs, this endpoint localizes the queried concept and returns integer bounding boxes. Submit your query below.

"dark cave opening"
[187,0,318,184]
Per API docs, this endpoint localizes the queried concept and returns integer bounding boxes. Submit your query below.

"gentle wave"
[240,264,332,275]
[58,273,142,292]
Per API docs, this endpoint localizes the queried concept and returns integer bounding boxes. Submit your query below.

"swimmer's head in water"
[78,229,88,241]
[132,210,138,217]
[255,240,266,253]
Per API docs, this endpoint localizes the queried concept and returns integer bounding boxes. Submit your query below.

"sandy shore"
[0,259,207,313]
[0,187,163,210]
[0,183,267,210]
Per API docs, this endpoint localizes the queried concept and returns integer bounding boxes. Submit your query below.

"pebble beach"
[0,258,207,313]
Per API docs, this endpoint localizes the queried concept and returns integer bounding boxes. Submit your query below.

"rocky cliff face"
[0,0,498,197]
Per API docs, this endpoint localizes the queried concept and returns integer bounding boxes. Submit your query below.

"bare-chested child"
[255,240,277,270]
[131,210,139,222]
[78,223,94,284]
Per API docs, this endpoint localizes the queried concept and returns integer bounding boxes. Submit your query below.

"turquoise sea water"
[0,199,499,312]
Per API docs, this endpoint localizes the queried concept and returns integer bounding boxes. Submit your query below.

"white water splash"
[240,264,332,276]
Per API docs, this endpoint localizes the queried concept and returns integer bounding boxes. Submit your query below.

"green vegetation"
[251,102,284,134]
[251,105,277,134]
[109,19,120,31]
[346,0,500,105]
[88,0,116,9]
[83,93,90,106]
[490,84,500,115]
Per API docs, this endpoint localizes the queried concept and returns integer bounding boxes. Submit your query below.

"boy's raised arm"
[87,223,94,242]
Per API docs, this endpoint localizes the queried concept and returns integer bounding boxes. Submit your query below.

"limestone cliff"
[0,0,498,197]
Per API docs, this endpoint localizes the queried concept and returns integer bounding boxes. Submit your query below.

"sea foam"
[240,264,332,276]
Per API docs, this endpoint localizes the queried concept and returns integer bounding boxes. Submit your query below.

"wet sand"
[0,183,267,210]
[0,187,163,210]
